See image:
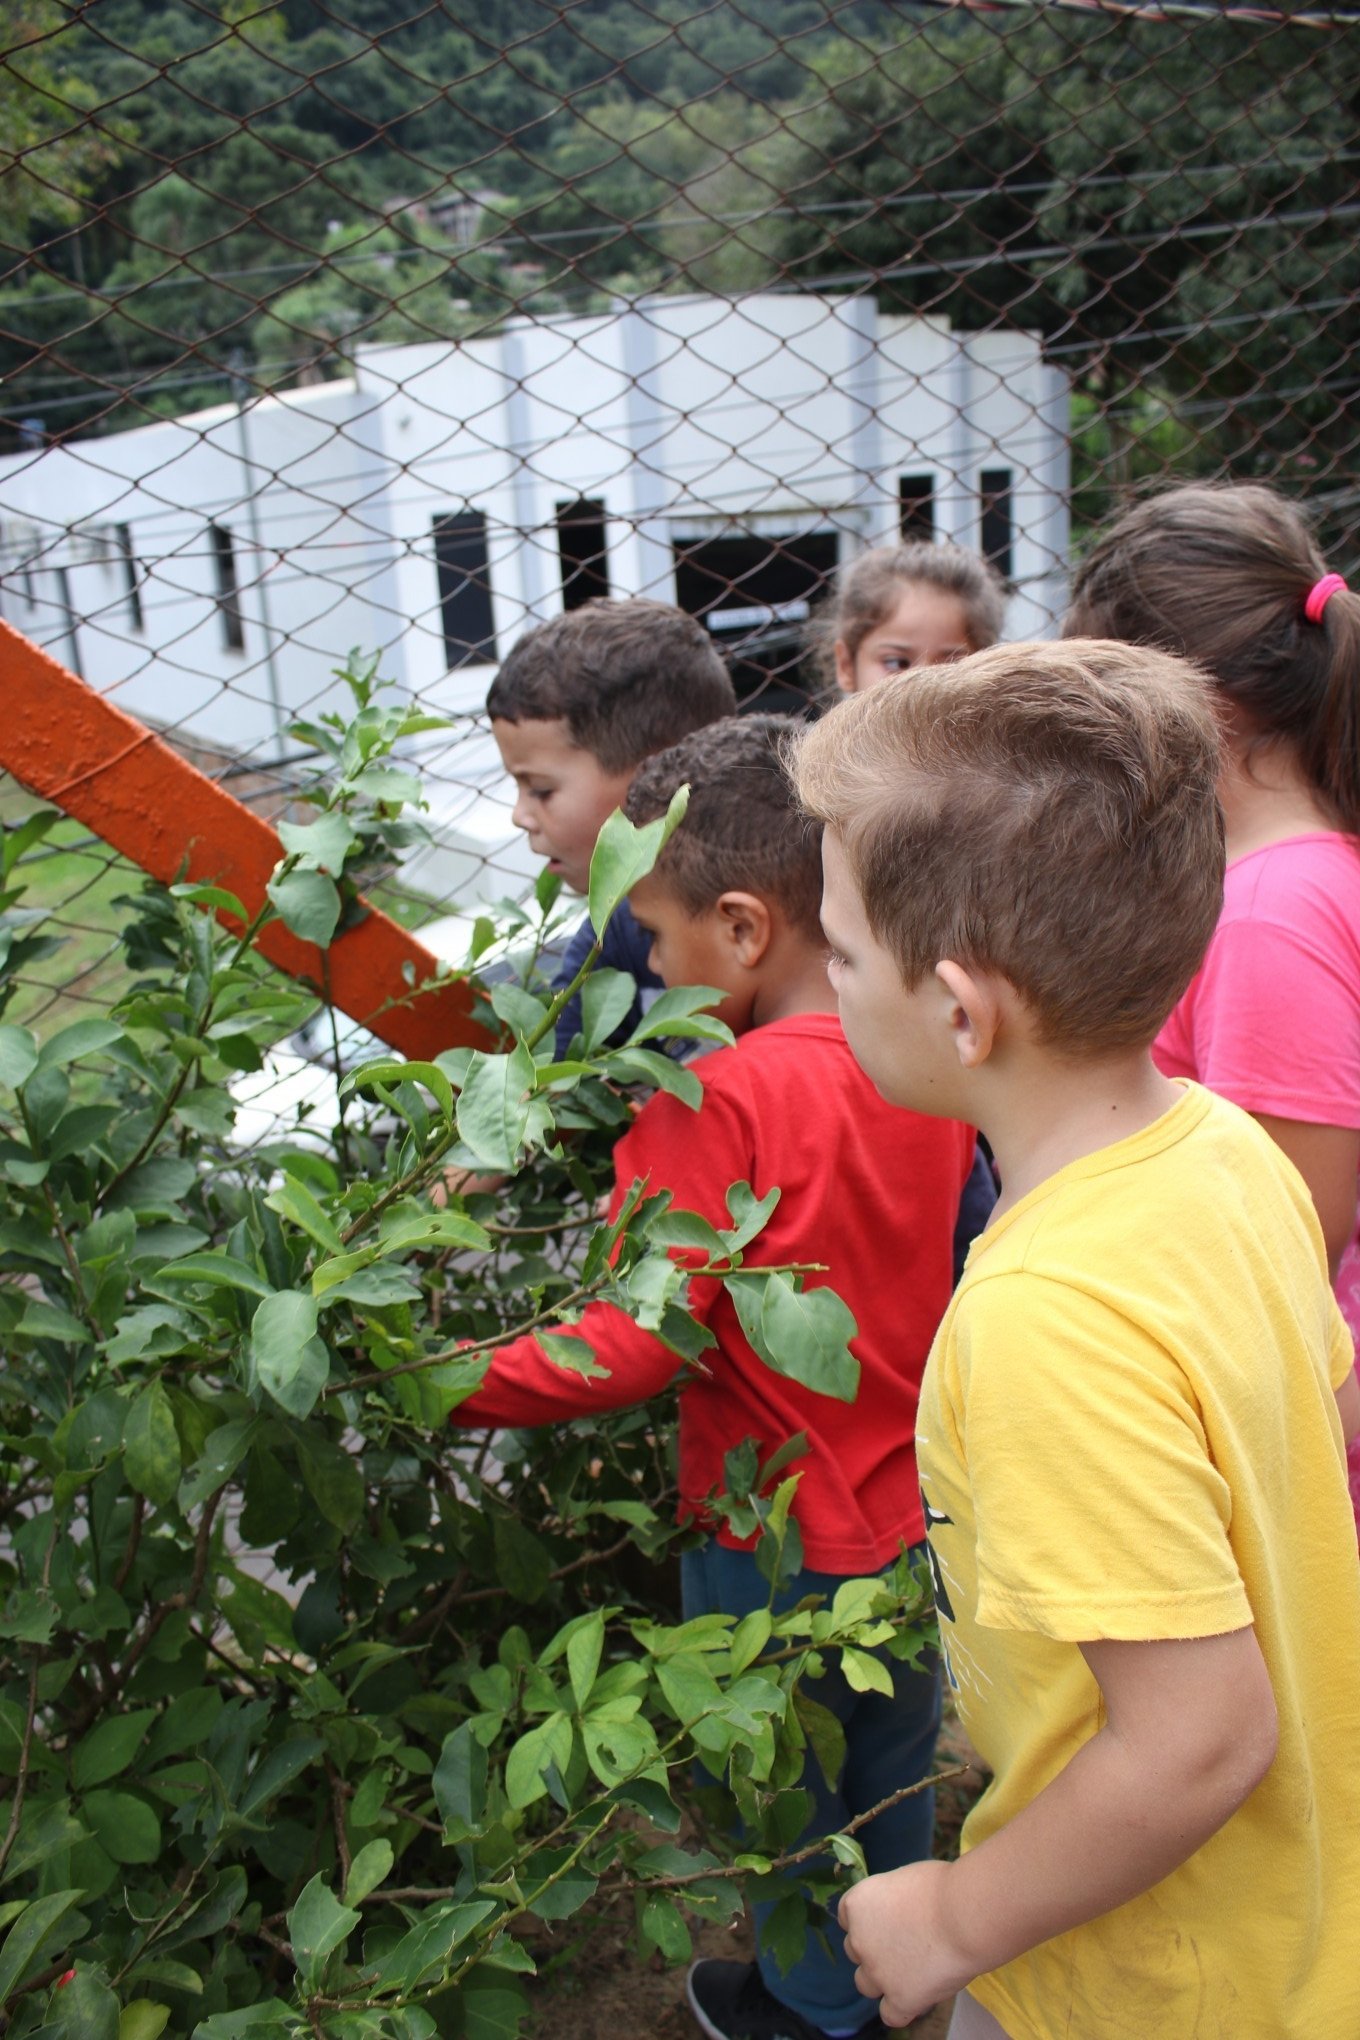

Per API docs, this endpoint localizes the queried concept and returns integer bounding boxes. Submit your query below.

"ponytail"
[1066,482,1360,835]
[1306,585,1360,834]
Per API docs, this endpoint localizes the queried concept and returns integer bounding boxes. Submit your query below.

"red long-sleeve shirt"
[454,1014,974,1571]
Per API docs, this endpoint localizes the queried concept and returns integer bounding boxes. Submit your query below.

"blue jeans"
[681,1539,942,2035]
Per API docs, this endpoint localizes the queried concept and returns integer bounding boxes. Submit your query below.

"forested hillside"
[3,0,1359,518]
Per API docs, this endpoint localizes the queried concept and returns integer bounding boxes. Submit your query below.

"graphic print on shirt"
[921,1487,956,1626]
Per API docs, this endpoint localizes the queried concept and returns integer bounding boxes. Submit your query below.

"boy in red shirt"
[452,715,974,2040]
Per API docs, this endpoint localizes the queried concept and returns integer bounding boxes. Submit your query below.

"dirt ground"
[524,1711,985,2040]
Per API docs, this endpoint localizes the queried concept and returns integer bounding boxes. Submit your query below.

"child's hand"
[838,1861,975,2028]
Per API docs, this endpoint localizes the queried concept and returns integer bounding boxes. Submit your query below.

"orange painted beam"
[0,619,485,1059]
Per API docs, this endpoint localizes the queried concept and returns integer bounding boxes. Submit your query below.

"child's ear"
[935,959,1000,1068]
[715,891,773,967]
[832,638,856,694]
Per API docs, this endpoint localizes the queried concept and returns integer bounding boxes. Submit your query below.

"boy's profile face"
[628,871,755,1036]
[492,716,634,896]
[820,829,948,1110]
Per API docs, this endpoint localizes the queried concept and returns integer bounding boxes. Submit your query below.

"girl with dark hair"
[1068,481,1360,1524]
[814,539,1008,696]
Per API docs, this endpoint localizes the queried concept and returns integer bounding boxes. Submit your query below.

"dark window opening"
[116,523,144,632]
[55,565,82,679]
[672,531,839,714]
[433,510,496,669]
[210,522,244,652]
[899,474,936,542]
[979,468,1014,581]
[556,497,609,610]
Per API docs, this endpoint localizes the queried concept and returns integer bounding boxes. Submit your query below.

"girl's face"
[834,581,976,694]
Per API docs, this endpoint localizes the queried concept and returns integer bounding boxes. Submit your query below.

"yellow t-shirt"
[918,1083,1360,2040]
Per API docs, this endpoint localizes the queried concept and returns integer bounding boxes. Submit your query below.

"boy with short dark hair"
[453,714,976,2040]
[487,597,737,1051]
[796,640,1360,2039]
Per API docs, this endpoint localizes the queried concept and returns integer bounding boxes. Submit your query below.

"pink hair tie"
[1305,572,1347,624]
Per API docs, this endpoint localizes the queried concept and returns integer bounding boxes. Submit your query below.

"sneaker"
[686,1960,884,2040]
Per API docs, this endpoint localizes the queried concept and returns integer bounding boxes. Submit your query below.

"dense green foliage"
[0,660,935,2038]
[3,0,1357,528]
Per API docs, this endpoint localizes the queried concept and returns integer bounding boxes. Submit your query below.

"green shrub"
[0,659,934,2039]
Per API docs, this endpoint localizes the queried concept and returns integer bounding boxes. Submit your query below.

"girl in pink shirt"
[1067,482,1360,1525]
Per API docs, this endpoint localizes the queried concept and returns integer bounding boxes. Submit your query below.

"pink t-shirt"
[1154,832,1360,1519]
[1154,832,1360,1129]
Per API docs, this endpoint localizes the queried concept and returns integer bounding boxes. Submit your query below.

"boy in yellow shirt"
[793,639,1360,2039]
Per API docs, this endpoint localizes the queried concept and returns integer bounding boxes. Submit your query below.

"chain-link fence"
[2,0,1357,1087]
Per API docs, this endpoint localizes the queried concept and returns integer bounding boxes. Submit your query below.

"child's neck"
[1220,737,1334,859]
[750,945,840,1028]
[980,1050,1182,1219]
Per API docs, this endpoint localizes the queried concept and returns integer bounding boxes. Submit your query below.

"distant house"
[0,292,1069,907]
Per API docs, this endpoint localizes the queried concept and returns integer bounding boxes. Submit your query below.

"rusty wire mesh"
[1,0,1358,1095]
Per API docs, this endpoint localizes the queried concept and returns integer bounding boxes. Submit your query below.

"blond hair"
[793,639,1225,1055]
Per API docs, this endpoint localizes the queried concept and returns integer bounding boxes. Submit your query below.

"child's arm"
[453,1080,747,1430]
[839,1625,1278,2028]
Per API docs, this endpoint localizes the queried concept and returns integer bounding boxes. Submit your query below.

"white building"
[0,292,1069,908]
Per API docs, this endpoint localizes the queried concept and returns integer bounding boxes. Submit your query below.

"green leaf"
[0,1023,38,1090]
[0,1803,87,1887]
[190,2001,297,2036]
[343,1838,394,1907]
[461,1981,528,2040]
[71,1709,155,1790]
[251,1291,329,1418]
[3,805,60,875]
[295,1430,364,1531]
[627,984,734,1048]
[536,1329,608,1381]
[0,1889,84,2002]
[122,1959,204,1997]
[729,1608,773,1675]
[492,1514,552,1604]
[489,981,550,1044]
[456,1044,536,1171]
[587,787,689,937]
[17,1300,90,1346]
[724,1181,781,1254]
[288,1874,361,1991]
[340,1056,454,1120]
[170,881,248,919]
[566,1610,605,1711]
[520,1848,598,1922]
[377,1901,497,1993]
[276,813,358,873]
[38,1018,125,1067]
[119,2005,172,2040]
[760,1277,860,1403]
[793,1692,846,1794]
[605,1046,703,1109]
[640,1892,692,1964]
[828,1831,869,1880]
[267,867,341,947]
[45,1967,119,2040]
[144,1688,223,1764]
[157,1250,274,1301]
[578,969,638,1053]
[179,1418,257,1512]
[264,1175,345,1255]
[81,1790,161,1864]
[839,1646,895,1697]
[123,1383,181,1506]
[505,1713,574,1810]
[432,1724,487,1834]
